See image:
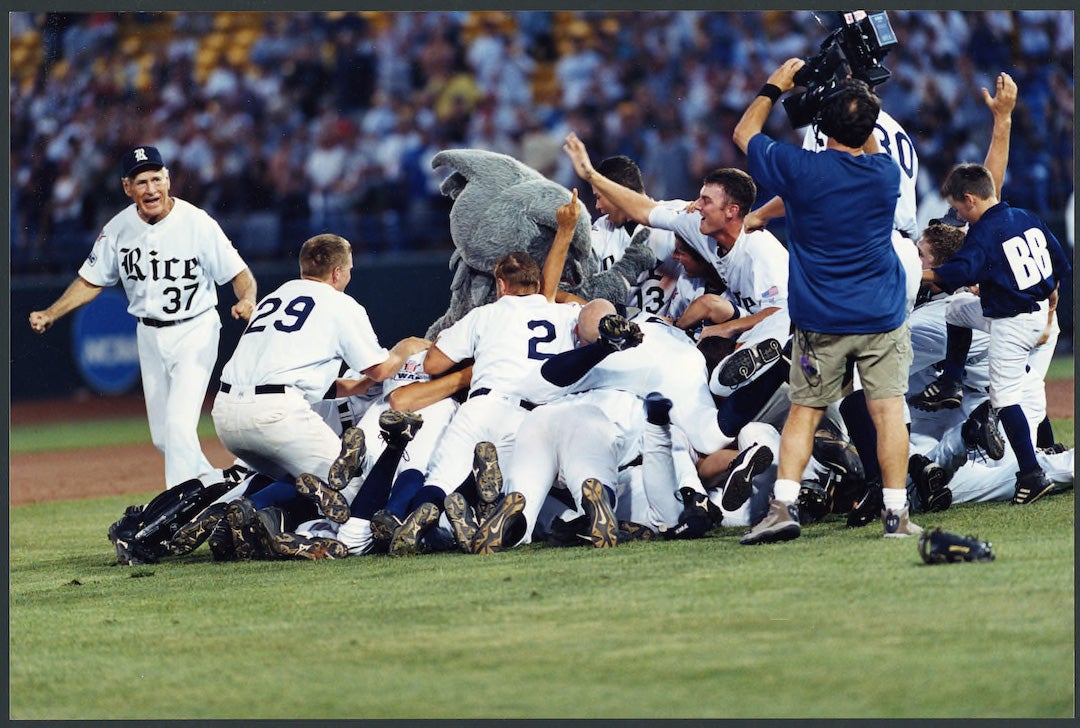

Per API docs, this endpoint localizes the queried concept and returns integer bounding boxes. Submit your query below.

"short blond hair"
[300,234,352,279]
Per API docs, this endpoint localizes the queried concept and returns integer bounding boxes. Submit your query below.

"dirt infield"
[10,381,1075,506]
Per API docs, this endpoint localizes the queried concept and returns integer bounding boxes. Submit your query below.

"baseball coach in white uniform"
[29,145,258,488]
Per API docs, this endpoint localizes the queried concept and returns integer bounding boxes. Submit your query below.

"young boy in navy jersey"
[921,162,1070,504]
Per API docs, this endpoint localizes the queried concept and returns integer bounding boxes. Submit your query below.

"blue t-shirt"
[934,201,1072,318]
[747,133,905,334]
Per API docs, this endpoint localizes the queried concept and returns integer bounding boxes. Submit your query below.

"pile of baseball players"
[36,61,1072,565]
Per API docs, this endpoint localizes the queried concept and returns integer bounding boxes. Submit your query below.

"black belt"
[469,387,537,411]
[139,314,198,328]
[219,383,287,395]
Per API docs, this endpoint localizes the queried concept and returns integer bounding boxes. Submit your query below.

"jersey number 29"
[245,296,315,334]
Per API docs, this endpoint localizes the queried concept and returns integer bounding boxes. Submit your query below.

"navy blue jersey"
[747,133,905,334]
[934,202,1071,318]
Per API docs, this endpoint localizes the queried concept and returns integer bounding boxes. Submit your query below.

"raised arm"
[981,71,1017,198]
[562,132,658,225]
[733,58,805,153]
[743,196,787,232]
[541,188,581,302]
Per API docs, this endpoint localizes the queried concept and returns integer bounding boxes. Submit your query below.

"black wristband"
[758,83,782,102]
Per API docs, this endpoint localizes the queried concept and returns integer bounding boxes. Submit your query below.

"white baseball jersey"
[79,198,247,320]
[590,201,686,318]
[423,294,582,493]
[213,277,390,486]
[220,278,389,403]
[78,197,248,488]
[802,110,919,239]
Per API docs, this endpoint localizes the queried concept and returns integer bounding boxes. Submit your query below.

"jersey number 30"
[245,296,315,334]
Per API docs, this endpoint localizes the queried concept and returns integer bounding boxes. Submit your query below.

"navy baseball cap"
[929,207,966,228]
[121,145,165,178]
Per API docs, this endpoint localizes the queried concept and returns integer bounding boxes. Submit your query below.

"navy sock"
[997,404,1039,473]
[384,468,425,519]
[249,479,302,510]
[941,324,972,383]
[717,358,788,435]
[541,341,612,386]
[1036,416,1056,449]
[349,445,405,518]
[408,484,447,513]
[838,390,881,483]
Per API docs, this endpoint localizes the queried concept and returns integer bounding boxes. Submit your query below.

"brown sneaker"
[739,498,801,545]
[882,507,923,538]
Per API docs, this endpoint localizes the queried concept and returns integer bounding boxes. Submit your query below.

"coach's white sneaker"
[882,507,923,538]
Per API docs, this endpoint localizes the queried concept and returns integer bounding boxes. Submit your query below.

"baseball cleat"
[472,441,503,521]
[845,482,884,528]
[378,409,424,450]
[471,491,527,554]
[882,507,923,538]
[273,532,349,560]
[811,419,864,479]
[598,314,643,352]
[661,487,719,540]
[296,473,351,524]
[715,338,783,388]
[580,478,618,548]
[796,479,831,525]
[739,498,801,545]
[168,500,229,555]
[208,519,237,561]
[961,400,1005,460]
[721,442,774,512]
[370,509,403,545]
[1012,468,1054,505]
[908,454,953,513]
[618,520,655,541]
[389,502,441,557]
[327,426,367,491]
[443,492,480,553]
[907,377,963,411]
[226,497,260,560]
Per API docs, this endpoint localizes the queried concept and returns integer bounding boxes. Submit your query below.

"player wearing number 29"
[212,233,427,486]
[29,145,258,489]
[922,163,1071,503]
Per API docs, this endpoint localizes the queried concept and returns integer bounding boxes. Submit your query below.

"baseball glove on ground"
[918,527,995,564]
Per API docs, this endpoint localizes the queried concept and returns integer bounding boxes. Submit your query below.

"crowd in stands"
[10,10,1074,275]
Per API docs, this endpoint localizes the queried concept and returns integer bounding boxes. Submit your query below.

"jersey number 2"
[245,296,315,334]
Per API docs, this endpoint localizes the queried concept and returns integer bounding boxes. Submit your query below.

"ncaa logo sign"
[72,287,140,394]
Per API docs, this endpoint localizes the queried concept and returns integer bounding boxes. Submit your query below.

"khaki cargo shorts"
[788,322,912,408]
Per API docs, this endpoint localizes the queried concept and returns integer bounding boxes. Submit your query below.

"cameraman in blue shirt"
[733,57,918,543]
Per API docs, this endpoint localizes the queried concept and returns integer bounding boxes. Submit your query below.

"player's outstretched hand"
[743,210,767,232]
[29,310,52,333]
[562,133,595,181]
[981,71,1017,119]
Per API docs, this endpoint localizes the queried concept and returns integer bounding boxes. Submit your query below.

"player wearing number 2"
[29,145,258,489]
[922,163,1071,504]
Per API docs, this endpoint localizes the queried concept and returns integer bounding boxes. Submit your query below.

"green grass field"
[9,360,1075,719]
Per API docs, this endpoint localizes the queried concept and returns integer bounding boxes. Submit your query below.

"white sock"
[882,487,907,512]
[774,478,800,502]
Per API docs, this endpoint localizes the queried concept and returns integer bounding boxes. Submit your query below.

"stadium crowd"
[10,10,1073,275]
